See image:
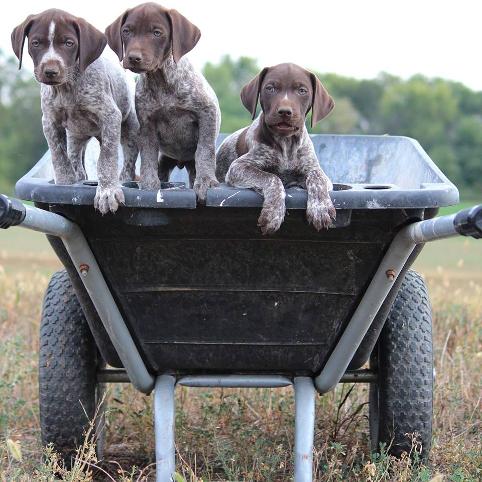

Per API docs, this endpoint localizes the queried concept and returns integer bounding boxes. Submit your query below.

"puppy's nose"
[278,106,293,117]
[128,52,143,64]
[44,68,59,79]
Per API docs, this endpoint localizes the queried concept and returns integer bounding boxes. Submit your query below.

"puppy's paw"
[55,173,78,185]
[193,175,219,203]
[139,177,161,191]
[306,196,336,230]
[94,184,125,214]
[257,201,286,235]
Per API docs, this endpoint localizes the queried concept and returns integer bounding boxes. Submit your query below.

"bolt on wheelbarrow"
[1,134,481,481]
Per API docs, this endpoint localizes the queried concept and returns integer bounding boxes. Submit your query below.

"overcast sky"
[2,0,482,91]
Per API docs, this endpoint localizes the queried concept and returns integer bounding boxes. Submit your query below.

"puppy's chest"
[257,144,302,172]
[48,97,101,136]
[256,144,305,185]
[145,95,199,155]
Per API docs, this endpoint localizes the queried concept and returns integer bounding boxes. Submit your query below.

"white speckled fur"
[40,57,139,213]
[135,55,220,201]
[216,116,335,234]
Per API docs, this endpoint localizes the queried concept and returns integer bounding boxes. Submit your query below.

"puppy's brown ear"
[105,10,130,61]
[309,73,335,127]
[240,67,269,119]
[11,15,36,70]
[166,9,201,63]
[73,18,107,73]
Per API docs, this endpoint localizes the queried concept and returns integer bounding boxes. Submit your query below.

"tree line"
[0,51,480,197]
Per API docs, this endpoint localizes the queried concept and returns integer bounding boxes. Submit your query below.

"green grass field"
[0,210,480,481]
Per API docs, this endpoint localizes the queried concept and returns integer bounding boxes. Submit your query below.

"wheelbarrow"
[1,134,481,482]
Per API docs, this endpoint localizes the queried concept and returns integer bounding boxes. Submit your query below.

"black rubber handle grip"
[0,194,26,229]
[454,204,482,239]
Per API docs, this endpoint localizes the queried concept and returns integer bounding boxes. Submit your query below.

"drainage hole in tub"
[333,183,352,191]
[160,181,186,189]
[364,185,391,190]
[119,181,186,189]
[83,181,98,186]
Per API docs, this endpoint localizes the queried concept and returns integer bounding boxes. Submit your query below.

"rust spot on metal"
[386,269,396,281]
[79,263,90,276]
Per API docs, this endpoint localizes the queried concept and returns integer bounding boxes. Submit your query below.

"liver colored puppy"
[216,63,336,234]
[11,9,139,214]
[105,2,220,201]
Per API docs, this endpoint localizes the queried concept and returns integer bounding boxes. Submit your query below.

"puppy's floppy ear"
[11,14,36,70]
[166,9,201,63]
[309,73,335,127]
[73,18,107,73]
[240,67,269,119]
[105,10,130,61]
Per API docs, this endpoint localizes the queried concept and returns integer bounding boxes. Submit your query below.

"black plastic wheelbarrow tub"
[15,134,459,375]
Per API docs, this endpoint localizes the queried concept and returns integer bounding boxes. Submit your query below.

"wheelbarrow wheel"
[369,269,433,460]
[39,269,105,467]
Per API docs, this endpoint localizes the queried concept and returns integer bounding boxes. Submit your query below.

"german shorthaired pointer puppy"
[216,63,336,234]
[105,2,220,201]
[11,9,139,214]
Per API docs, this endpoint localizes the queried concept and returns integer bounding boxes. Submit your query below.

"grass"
[0,223,481,481]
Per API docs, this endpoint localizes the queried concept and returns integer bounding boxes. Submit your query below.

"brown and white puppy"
[105,2,220,201]
[216,63,336,234]
[11,9,139,214]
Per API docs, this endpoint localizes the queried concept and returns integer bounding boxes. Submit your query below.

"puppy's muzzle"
[37,61,65,85]
[124,51,152,73]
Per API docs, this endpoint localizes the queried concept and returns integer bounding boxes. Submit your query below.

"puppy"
[216,63,336,234]
[11,9,139,214]
[105,2,220,201]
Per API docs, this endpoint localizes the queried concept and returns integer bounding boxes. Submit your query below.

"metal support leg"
[294,377,316,482]
[154,375,176,482]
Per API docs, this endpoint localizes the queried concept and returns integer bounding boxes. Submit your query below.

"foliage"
[0,50,46,194]
[0,51,481,197]
[204,57,482,197]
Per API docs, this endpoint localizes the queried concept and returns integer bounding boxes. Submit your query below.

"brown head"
[241,63,334,137]
[105,2,201,73]
[11,9,107,86]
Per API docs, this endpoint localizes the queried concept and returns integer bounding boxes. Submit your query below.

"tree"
[380,76,458,150]
[454,116,482,192]
[0,50,46,194]
[203,55,259,132]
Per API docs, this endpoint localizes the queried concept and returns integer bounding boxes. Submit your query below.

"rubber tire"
[369,269,433,460]
[39,269,105,467]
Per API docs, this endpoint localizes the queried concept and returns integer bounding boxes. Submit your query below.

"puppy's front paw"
[306,196,336,230]
[193,175,219,203]
[94,184,125,214]
[258,200,286,235]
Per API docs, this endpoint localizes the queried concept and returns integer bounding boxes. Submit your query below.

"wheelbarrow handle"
[0,194,26,229]
[454,204,482,239]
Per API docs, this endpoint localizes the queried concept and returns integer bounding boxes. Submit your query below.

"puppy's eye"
[265,85,275,93]
[298,87,308,95]
[122,28,130,36]
[153,30,163,37]
[31,40,40,47]
[65,39,75,48]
